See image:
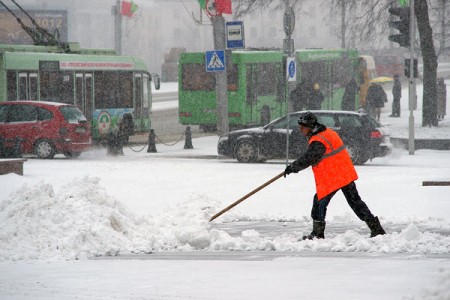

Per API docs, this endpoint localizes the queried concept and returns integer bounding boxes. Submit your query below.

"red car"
[0,101,91,159]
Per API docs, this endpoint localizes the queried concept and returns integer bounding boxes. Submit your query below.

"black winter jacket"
[290,123,327,172]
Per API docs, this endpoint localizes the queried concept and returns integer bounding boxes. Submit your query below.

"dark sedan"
[217,110,392,165]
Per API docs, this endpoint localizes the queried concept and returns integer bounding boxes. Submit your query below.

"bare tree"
[233,0,304,18]
[429,0,450,57]
[416,0,438,126]
[234,0,440,126]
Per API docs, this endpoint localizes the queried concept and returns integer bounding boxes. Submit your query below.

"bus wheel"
[235,140,257,163]
[201,124,217,133]
[35,139,55,159]
[261,106,271,125]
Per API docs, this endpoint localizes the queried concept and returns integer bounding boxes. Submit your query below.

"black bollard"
[12,137,23,158]
[184,126,193,149]
[107,132,124,156]
[0,136,5,158]
[147,129,157,153]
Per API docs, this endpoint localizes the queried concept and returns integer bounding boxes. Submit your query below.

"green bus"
[179,50,286,132]
[0,43,160,142]
[296,48,359,110]
[178,48,360,131]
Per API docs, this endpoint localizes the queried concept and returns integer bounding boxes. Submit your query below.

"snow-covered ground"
[0,80,449,299]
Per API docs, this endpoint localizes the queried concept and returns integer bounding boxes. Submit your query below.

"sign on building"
[0,10,68,45]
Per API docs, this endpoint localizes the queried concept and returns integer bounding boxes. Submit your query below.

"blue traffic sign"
[286,57,296,82]
[226,21,245,49]
[205,50,226,72]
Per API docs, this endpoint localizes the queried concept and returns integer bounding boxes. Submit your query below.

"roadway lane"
[130,89,209,144]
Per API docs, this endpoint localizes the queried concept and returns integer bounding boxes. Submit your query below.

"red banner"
[121,1,138,17]
[216,0,232,14]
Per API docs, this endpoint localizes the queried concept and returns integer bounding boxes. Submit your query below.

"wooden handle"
[209,172,285,222]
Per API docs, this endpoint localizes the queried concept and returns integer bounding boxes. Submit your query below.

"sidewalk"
[380,79,450,150]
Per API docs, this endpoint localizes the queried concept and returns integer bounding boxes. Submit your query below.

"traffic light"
[404,58,418,78]
[388,6,410,48]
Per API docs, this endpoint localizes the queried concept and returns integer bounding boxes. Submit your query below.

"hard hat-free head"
[298,111,318,128]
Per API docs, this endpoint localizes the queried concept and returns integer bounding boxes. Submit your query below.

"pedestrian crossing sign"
[205,50,226,72]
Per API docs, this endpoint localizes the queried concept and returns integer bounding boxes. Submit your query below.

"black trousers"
[392,98,401,116]
[311,181,374,222]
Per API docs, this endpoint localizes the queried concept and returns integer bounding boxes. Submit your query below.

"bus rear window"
[181,63,238,91]
[256,63,277,96]
[182,64,215,91]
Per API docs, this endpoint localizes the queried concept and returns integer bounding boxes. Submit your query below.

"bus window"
[300,61,327,86]
[134,73,144,117]
[181,63,238,91]
[75,73,93,120]
[95,71,133,109]
[40,71,73,103]
[143,74,149,108]
[29,73,38,100]
[18,73,28,99]
[257,63,277,96]
[227,64,238,91]
[85,74,93,120]
[75,73,83,108]
[7,71,17,100]
[246,65,256,105]
[120,72,133,108]
[332,56,351,86]
[94,72,114,109]
[276,64,285,102]
[135,73,143,109]
[182,64,215,91]
[133,72,150,119]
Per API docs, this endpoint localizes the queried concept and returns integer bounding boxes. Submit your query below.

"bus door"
[18,72,38,100]
[75,73,93,121]
[326,61,334,109]
[299,61,329,108]
[246,64,258,124]
[134,73,150,130]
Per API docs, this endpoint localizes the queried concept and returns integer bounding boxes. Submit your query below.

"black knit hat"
[298,111,317,128]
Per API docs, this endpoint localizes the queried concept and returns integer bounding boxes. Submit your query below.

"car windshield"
[363,114,382,127]
[264,113,299,130]
[59,106,87,124]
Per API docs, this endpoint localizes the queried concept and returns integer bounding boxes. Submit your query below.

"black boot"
[365,216,386,237]
[302,221,326,240]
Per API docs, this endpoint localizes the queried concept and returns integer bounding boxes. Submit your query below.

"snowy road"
[1,89,450,298]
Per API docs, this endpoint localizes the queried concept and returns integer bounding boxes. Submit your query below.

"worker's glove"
[284,165,294,178]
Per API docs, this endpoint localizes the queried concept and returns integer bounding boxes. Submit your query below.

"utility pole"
[408,0,416,155]
[114,0,122,55]
[212,15,229,135]
[388,0,416,155]
[283,6,295,165]
[341,0,346,48]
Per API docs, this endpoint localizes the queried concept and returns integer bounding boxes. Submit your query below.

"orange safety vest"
[309,128,358,200]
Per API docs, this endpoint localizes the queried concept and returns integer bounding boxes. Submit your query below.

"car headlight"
[218,135,229,143]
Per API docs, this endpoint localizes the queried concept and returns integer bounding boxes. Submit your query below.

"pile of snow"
[1,177,449,261]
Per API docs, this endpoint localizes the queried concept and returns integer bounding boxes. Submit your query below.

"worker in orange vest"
[284,111,386,240]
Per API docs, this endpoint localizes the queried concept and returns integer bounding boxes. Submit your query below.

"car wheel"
[35,139,55,159]
[64,151,81,158]
[235,140,257,163]
[345,140,363,165]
